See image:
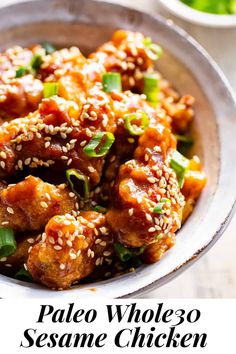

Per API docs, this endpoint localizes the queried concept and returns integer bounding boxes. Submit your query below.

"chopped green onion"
[30,53,43,71]
[175,134,194,156]
[170,150,189,188]
[124,112,149,136]
[114,243,134,262]
[83,132,115,157]
[153,198,171,214]
[43,82,59,98]
[66,169,90,199]
[181,0,236,15]
[41,41,56,54]
[102,72,122,93]
[144,37,162,61]
[15,66,27,78]
[155,234,164,241]
[114,243,146,262]
[93,205,107,214]
[0,228,17,257]
[15,267,33,283]
[143,72,160,104]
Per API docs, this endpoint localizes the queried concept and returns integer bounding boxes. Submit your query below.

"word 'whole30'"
[20,303,207,349]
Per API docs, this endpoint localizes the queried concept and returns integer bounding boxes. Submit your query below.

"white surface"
[159,0,236,27]
[0,0,236,298]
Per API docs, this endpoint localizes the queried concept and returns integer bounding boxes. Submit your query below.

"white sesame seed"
[0,161,5,169]
[0,151,6,159]
[54,245,62,251]
[27,238,35,244]
[60,264,65,270]
[128,208,134,216]
[148,227,156,233]
[40,201,48,208]
[88,166,96,173]
[7,207,14,214]
[0,257,7,262]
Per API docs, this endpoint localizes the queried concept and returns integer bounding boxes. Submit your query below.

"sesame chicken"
[27,211,113,289]
[0,30,206,288]
[0,175,77,232]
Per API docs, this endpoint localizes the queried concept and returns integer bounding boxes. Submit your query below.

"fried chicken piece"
[142,233,176,264]
[0,234,38,275]
[162,95,195,133]
[182,156,207,222]
[0,75,43,120]
[0,176,77,232]
[90,30,155,91]
[0,45,44,120]
[27,211,113,289]
[107,126,184,249]
[0,94,115,185]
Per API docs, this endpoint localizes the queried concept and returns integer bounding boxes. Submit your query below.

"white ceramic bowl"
[0,0,236,298]
[159,0,236,27]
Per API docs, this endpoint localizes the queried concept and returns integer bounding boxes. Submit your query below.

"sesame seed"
[45,141,50,148]
[0,151,6,159]
[147,177,156,184]
[0,257,7,262]
[128,138,135,143]
[103,251,111,257]
[60,264,65,270]
[7,207,14,214]
[40,201,48,208]
[54,245,62,251]
[69,192,75,198]
[148,227,156,233]
[88,166,96,173]
[0,161,5,169]
[67,240,73,247]
[128,208,134,216]
[1,221,9,226]
[27,238,35,244]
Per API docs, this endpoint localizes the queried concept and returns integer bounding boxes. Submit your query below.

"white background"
[0,0,235,298]
[1,299,236,353]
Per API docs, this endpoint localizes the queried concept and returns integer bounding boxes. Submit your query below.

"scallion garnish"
[124,112,149,136]
[153,198,171,214]
[114,243,134,262]
[93,205,107,214]
[143,72,160,104]
[43,82,59,98]
[0,228,17,257]
[170,150,189,188]
[102,72,122,93]
[15,66,27,78]
[144,37,162,61]
[114,243,146,262]
[15,267,33,283]
[175,134,194,156]
[41,41,56,54]
[30,53,43,72]
[66,169,90,199]
[83,132,115,157]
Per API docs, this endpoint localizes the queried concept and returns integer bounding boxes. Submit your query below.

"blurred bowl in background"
[159,0,236,27]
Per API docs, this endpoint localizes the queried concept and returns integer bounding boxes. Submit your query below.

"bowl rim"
[158,0,236,27]
[0,0,236,298]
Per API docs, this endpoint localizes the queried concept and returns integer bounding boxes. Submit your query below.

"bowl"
[0,0,236,298]
[159,0,236,27]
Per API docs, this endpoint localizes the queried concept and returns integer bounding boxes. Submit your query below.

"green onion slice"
[43,82,59,98]
[144,37,163,61]
[30,53,43,72]
[93,205,107,214]
[124,112,149,136]
[153,198,171,214]
[66,169,90,199]
[15,66,27,78]
[170,150,190,188]
[83,132,115,157]
[102,72,122,93]
[114,243,146,262]
[143,72,160,104]
[41,41,56,54]
[15,267,33,283]
[0,228,17,258]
